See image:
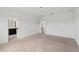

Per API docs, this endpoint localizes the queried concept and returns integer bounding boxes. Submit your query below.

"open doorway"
[8,16,18,41]
[40,20,46,34]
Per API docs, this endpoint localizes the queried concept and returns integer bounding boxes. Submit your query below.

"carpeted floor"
[0,33,79,52]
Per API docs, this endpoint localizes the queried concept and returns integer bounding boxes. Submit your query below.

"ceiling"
[0,7,75,16]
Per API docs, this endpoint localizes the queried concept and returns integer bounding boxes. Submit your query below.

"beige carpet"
[0,33,79,52]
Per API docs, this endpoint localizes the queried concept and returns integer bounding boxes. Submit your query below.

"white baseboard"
[17,32,40,39]
[45,33,75,39]
[0,40,8,44]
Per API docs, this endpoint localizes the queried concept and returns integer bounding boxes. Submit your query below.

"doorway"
[8,16,17,41]
[40,20,46,34]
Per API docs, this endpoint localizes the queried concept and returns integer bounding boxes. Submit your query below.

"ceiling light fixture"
[40,7,43,8]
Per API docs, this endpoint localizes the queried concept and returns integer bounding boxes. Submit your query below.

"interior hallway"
[0,33,79,52]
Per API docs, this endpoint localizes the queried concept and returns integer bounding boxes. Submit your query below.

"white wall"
[0,17,8,44]
[17,16,40,39]
[0,8,77,44]
[0,8,40,44]
[40,11,75,38]
[75,8,79,45]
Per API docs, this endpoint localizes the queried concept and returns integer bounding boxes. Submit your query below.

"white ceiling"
[0,7,75,16]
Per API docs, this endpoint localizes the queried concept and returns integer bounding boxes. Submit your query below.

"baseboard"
[45,33,75,39]
[17,32,40,39]
[0,40,8,44]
